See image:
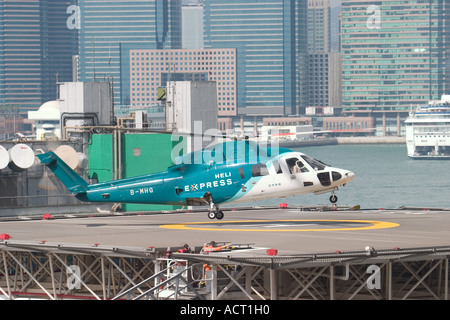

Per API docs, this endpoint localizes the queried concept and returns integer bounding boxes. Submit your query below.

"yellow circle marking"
[160,219,399,232]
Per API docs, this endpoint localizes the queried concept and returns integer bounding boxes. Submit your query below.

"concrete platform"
[0,207,449,256]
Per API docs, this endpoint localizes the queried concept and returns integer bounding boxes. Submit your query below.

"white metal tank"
[77,153,89,170]
[8,144,35,172]
[0,145,9,170]
[54,145,79,170]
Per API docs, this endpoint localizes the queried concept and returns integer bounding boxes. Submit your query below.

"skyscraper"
[305,0,342,115]
[78,0,182,105]
[341,0,450,134]
[307,0,331,53]
[203,0,308,117]
[306,52,342,114]
[0,0,78,112]
[130,48,236,117]
[182,3,204,49]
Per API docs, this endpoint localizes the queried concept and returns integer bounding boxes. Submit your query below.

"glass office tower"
[78,0,181,105]
[182,3,204,49]
[307,0,331,53]
[203,0,308,116]
[341,0,450,114]
[0,0,78,112]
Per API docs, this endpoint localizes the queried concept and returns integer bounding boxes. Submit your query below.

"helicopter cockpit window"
[285,158,309,174]
[301,155,328,171]
[251,164,269,177]
[272,160,283,174]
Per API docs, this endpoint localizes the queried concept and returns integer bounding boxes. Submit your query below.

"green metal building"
[88,133,185,212]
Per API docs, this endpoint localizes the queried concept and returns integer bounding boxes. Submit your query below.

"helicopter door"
[249,163,272,198]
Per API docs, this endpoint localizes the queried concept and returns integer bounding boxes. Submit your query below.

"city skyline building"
[182,3,204,49]
[130,48,236,128]
[203,0,308,117]
[3,0,449,138]
[78,0,182,106]
[306,52,342,114]
[341,0,450,135]
[305,0,342,115]
[307,0,331,53]
[0,0,78,112]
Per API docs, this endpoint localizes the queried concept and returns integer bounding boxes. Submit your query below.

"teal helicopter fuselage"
[77,163,244,206]
[37,141,355,219]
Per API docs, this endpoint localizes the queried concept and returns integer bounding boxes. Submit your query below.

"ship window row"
[412,123,450,128]
[416,135,450,138]
[414,130,450,135]
[326,122,369,130]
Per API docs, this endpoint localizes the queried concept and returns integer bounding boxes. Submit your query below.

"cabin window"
[332,171,342,181]
[238,167,245,179]
[317,172,331,186]
[251,164,269,177]
[272,160,283,174]
[133,148,141,157]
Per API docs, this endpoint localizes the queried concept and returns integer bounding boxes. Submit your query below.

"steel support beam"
[446,259,449,300]
[270,269,278,300]
[0,244,449,300]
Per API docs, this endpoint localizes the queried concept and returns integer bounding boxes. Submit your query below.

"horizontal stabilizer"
[37,151,88,194]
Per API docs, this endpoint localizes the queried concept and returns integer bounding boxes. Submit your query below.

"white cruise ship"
[405,95,450,159]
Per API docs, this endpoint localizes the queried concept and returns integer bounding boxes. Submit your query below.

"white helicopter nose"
[344,171,355,182]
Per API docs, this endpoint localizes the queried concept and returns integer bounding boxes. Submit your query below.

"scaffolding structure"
[0,239,449,300]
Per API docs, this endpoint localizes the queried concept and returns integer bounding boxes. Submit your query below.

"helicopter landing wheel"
[330,194,338,203]
[208,211,216,220]
[216,211,224,220]
[207,210,224,220]
[207,196,224,220]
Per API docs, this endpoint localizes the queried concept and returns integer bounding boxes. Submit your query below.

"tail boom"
[37,151,88,194]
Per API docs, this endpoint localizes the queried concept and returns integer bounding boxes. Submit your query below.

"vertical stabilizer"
[37,151,88,194]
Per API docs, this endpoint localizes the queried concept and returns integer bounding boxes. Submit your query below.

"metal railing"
[112,263,205,300]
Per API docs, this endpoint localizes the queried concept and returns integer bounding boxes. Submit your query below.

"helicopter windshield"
[301,155,328,171]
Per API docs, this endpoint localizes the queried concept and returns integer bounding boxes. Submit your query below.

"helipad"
[1,206,450,300]
[160,219,399,232]
[0,207,449,255]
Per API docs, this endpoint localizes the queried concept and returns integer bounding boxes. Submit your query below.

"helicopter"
[37,140,355,220]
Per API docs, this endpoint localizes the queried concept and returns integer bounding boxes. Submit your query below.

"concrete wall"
[59,82,113,128]
[165,81,218,133]
[337,136,406,144]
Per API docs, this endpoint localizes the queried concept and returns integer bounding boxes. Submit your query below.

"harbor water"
[254,143,450,210]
